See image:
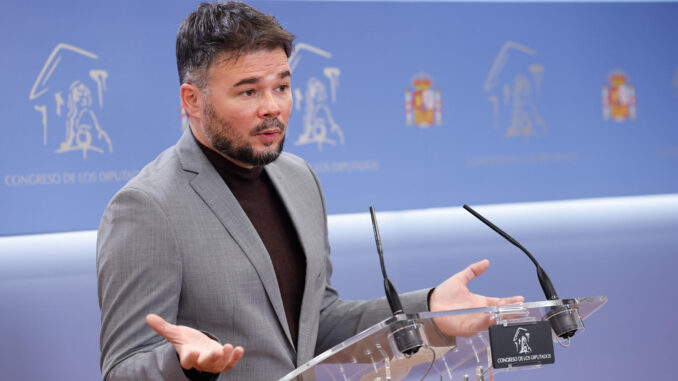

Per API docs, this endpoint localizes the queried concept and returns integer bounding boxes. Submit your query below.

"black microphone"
[462,204,578,340]
[369,206,423,356]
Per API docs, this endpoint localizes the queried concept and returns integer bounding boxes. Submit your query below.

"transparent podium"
[280,296,607,381]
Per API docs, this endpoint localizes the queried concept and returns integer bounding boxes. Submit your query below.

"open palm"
[429,259,523,337]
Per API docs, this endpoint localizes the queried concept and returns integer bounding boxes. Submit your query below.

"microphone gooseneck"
[370,206,404,315]
[462,204,578,339]
[369,206,422,356]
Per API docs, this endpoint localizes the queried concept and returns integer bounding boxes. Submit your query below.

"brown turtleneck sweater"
[196,138,306,348]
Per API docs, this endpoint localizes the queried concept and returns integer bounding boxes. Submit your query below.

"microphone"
[369,206,422,356]
[462,204,578,340]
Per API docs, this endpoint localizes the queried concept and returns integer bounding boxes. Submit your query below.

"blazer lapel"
[266,160,323,363]
[175,131,294,348]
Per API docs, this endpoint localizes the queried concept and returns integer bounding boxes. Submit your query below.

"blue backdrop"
[2,0,677,235]
[1,1,677,380]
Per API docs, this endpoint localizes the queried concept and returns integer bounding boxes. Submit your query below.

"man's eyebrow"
[233,77,259,87]
[232,71,291,88]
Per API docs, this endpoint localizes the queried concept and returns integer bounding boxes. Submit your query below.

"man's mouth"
[252,119,285,144]
[255,128,282,144]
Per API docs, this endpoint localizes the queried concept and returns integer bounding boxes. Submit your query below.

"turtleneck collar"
[192,132,264,182]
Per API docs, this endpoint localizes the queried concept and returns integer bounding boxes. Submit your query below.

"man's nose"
[258,91,281,119]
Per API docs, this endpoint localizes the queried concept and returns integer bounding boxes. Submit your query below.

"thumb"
[459,259,490,284]
[146,314,178,341]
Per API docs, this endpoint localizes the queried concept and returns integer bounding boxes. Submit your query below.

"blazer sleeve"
[97,186,193,381]
[315,263,431,355]
[304,163,431,355]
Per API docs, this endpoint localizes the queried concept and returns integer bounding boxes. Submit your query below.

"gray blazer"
[97,130,429,380]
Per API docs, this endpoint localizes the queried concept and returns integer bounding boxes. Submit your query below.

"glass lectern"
[280,296,607,381]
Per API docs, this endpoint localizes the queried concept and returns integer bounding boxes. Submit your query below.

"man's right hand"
[146,314,244,374]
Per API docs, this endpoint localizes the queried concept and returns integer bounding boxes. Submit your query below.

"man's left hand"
[428,259,523,337]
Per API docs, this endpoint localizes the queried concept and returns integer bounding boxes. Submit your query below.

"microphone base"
[390,319,424,357]
[544,305,580,339]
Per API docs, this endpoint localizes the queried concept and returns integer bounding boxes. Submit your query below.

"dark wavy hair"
[176,2,295,89]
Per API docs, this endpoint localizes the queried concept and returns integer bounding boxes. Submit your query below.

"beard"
[202,102,286,167]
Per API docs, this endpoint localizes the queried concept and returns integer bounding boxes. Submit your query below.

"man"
[97,2,522,380]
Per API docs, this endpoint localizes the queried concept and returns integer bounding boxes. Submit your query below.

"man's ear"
[180,83,203,120]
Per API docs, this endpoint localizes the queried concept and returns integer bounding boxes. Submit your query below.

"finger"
[212,343,239,371]
[458,259,490,284]
[485,295,524,306]
[483,296,503,306]
[146,314,179,341]
[180,350,200,370]
[211,344,234,371]
[197,344,238,373]
[505,295,524,304]
[223,346,244,372]
[200,345,227,370]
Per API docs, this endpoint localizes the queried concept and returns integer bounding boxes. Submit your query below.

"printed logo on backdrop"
[288,42,377,174]
[29,43,113,159]
[404,73,442,128]
[602,70,636,122]
[5,44,137,189]
[470,42,577,166]
[484,41,546,138]
[290,42,344,151]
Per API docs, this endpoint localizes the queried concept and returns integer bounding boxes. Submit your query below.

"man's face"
[199,48,292,167]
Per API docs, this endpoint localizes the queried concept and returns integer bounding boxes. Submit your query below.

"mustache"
[251,118,285,135]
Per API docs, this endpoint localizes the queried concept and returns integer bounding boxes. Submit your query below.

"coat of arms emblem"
[602,70,636,122]
[405,73,442,128]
